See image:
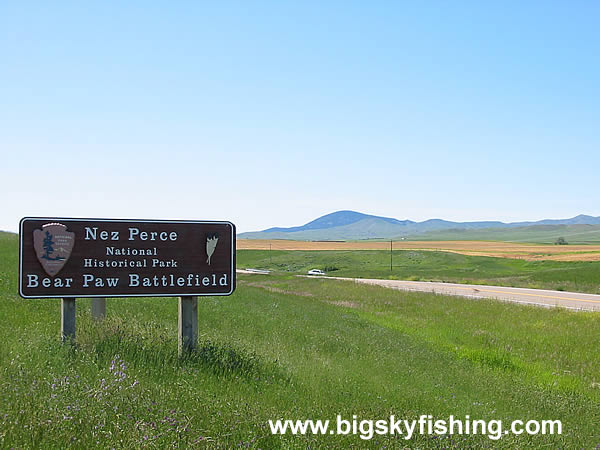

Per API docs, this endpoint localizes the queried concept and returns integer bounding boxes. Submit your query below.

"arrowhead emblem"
[33,223,75,276]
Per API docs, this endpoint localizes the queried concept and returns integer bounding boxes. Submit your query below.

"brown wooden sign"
[19,218,236,298]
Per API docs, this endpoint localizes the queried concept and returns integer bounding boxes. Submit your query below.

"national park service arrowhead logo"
[33,223,75,276]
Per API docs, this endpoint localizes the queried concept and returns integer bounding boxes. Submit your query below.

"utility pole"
[390,239,393,272]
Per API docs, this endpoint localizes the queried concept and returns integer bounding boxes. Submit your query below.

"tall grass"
[1,233,600,447]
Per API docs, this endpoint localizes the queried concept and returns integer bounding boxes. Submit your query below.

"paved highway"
[239,270,600,311]
[320,276,600,311]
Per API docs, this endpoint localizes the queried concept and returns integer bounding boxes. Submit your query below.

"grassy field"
[238,249,600,294]
[2,232,600,447]
[238,238,600,261]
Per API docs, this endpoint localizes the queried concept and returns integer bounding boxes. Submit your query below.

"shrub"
[555,237,568,245]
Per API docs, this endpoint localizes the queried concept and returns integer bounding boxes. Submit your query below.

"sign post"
[19,218,236,352]
[61,298,76,343]
[178,296,198,355]
[91,297,106,321]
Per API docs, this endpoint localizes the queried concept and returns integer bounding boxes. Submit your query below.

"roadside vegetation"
[238,249,600,294]
[2,232,600,447]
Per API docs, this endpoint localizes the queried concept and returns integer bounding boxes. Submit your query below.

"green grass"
[2,232,600,447]
[237,249,600,294]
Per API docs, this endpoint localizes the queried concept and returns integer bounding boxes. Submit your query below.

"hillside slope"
[410,224,600,244]
[239,211,600,242]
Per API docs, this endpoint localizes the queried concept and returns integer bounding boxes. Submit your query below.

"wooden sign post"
[61,298,76,343]
[178,296,198,355]
[91,297,106,321]
[19,218,236,355]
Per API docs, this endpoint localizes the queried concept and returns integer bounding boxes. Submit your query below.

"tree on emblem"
[42,231,55,259]
[42,230,65,261]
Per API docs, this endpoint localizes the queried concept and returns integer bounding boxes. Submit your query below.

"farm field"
[237,239,600,261]
[2,232,600,447]
[237,249,600,295]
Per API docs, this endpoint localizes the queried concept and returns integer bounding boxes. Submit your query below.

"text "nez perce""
[84,227,178,242]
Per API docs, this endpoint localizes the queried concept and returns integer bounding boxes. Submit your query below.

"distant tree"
[555,237,568,245]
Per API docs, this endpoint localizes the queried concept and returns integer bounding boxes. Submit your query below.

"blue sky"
[1,1,598,232]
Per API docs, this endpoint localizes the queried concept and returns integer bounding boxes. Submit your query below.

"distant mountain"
[262,210,412,233]
[238,211,600,241]
[510,214,600,226]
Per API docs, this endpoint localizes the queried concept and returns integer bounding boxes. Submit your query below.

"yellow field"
[237,239,600,261]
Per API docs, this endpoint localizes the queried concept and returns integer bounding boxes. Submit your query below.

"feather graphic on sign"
[206,234,219,265]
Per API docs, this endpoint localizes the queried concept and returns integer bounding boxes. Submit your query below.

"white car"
[307,269,326,276]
